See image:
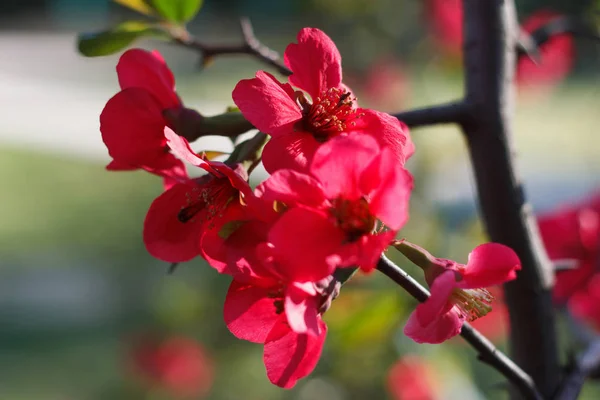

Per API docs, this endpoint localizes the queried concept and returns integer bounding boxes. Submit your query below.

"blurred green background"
[0,0,599,399]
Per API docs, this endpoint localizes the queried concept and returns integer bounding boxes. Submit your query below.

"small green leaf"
[113,0,154,16]
[78,21,167,57]
[150,0,203,23]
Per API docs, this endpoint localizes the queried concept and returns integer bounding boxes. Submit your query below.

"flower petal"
[285,283,320,336]
[164,127,220,176]
[256,169,327,209]
[143,182,203,262]
[268,208,345,282]
[284,28,342,99]
[460,243,522,288]
[100,88,167,167]
[261,131,320,174]
[117,49,180,109]
[337,230,397,272]
[415,270,458,327]
[404,306,464,344]
[224,280,281,344]
[360,148,413,230]
[310,134,380,200]
[351,109,414,165]
[232,71,302,137]
[264,316,327,388]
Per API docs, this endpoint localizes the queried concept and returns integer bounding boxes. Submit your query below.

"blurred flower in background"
[386,355,439,400]
[128,334,214,399]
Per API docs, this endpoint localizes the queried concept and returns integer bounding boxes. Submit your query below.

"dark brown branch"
[553,340,600,400]
[392,101,471,128]
[376,255,543,400]
[518,16,600,60]
[461,1,560,398]
[174,17,292,76]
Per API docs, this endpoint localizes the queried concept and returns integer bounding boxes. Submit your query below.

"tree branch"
[553,339,600,400]
[392,101,471,128]
[518,16,600,60]
[376,255,543,400]
[174,17,292,76]
[461,1,560,398]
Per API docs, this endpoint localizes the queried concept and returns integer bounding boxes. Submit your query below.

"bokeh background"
[1,0,599,399]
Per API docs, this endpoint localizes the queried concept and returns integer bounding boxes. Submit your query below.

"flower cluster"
[99,27,522,388]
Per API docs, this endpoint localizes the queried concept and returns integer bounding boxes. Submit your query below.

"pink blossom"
[232,28,413,173]
[404,243,521,344]
[100,49,187,189]
[257,134,412,273]
[387,355,438,400]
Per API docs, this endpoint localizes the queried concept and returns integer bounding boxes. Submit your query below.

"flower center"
[267,286,285,314]
[297,87,359,141]
[178,176,237,227]
[451,288,494,322]
[330,197,376,241]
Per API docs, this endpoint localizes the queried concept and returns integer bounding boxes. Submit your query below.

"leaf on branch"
[78,21,168,57]
[149,0,204,24]
[113,0,155,16]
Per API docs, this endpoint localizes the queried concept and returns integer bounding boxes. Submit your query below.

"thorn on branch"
[517,16,600,60]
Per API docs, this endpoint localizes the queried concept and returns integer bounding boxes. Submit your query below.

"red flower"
[232,28,413,173]
[100,49,186,189]
[257,134,412,273]
[362,57,411,112]
[130,335,214,399]
[404,243,521,344]
[387,355,438,400]
[222,224,333,388]
[538,193,600,303]
[143,128,255,264]
[517,10,575,88]
[426,0,463,56]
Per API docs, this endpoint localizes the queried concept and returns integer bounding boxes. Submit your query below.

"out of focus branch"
[174,17,292,76]
[554,339,600,400]
[376,255,543,400]
[518,16,600,61]
[392,101,470,128]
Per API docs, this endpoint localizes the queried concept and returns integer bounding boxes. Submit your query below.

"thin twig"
[518,16,600,61]
[376,254,543,400]
[392,101,471,128]
[174,18,291,76]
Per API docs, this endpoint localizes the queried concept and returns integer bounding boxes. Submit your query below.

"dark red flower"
[232,28,413,173]
[130,335,214,399]
[101,49,187,189]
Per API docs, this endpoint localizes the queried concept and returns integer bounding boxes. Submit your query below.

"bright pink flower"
[130,335,214,399]
[404,243,521,344]
[517,10,575,88]
[387,355,438,400]
[223,241,333,388]
[143,128,255,264]
[232,28,413,173]
[538,193,600,303]
[426,0,463,56]
[362,57,411,111]
[257,134,412,273]
[101,49,187,189]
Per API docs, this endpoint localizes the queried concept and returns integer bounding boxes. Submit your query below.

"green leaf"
[78,21,167,57]
[113,0,154,15]
[150,0,203,23]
